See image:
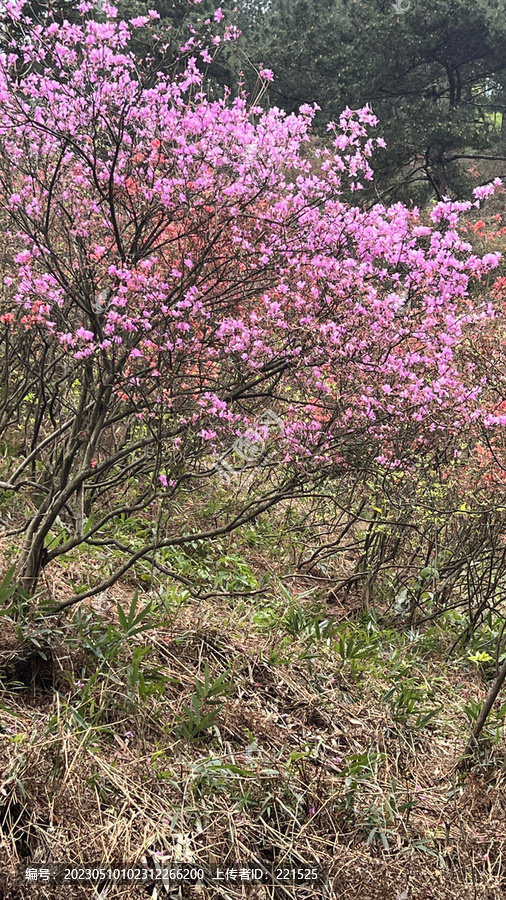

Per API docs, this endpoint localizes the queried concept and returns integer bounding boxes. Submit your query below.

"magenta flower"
[0,4,503,607]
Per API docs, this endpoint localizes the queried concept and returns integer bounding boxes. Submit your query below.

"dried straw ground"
[0,549,505,900]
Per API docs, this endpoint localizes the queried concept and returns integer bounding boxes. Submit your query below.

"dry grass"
[1,483,506,900]
[1,578,506,900]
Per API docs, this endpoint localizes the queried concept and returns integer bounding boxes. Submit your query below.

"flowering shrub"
[0,2,503,603]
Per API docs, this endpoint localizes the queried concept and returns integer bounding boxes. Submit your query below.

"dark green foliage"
[238,0,506,202]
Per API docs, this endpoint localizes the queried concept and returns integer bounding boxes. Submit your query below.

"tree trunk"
[15,535,49,599]
[462,652,506,760]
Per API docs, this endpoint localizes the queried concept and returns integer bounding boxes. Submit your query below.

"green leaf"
[0,565,17,605]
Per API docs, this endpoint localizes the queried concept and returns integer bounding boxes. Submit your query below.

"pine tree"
[238,0,506,203]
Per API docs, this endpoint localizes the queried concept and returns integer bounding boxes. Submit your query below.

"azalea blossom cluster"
[0,2,503,481]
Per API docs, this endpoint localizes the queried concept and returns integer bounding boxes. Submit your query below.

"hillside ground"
[1,505,505,900]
